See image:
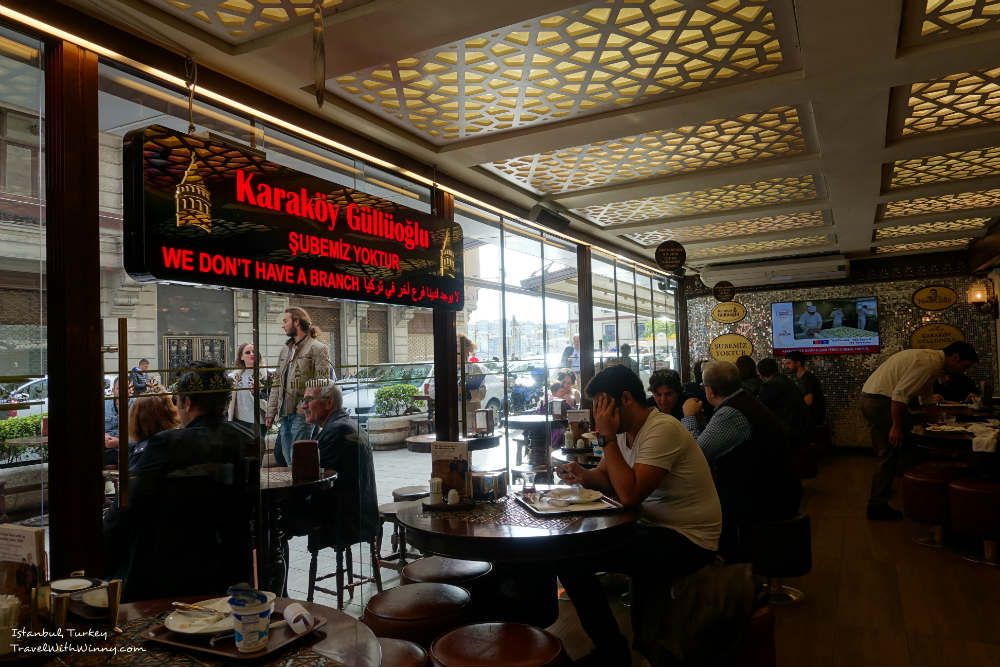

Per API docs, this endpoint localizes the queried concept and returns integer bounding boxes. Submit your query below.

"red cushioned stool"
[949,477,1000,565]
[378,637,429,667]
[902,460,970,547]
[429,622,566,667]
[362,582,473,649]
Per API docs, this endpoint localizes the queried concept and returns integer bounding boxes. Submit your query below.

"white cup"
[227,590,276,653]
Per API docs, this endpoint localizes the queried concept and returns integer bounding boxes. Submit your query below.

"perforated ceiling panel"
[573,174,817,225]
[900,0,1000,47]
[328,0,792,143]
[881,187,1000,218]
[621,210,825,246]
[874,217,990,239]
[888,146,1000,188]
[485,104,803,194]
[149,0,354,44]
[686,234,830,259]
[874,237,973,254]
[900,67,1000,136]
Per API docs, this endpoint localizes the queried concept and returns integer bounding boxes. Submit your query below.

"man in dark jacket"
[302,379,379,547]
[757,357,813,442]
[104,360,256,602]
[681,361,801,561]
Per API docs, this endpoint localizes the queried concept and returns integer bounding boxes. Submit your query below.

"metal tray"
[513,490,623,516]
[143,611,326,661]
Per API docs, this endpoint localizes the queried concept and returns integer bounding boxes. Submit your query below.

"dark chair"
[429,622,566,667]
[361,582,473,649]
[306,530,383,610]
[751,513,811,605]
[949,477,1000,565]
[378,637,429,667]
[902,460,970,546]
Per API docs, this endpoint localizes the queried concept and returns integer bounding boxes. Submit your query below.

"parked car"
[338,361,435,422]
[1,376,47,419]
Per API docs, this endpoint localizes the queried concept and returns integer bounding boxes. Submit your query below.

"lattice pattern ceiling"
[901,0,1000,47]
[573,174,818,225]
[888,146,1000,188]
[881,187,1000,218]
[329,0,790,143]
[621,209,825,247]
[874,217,991,239]
[150,0,353,44]
[686,234,830,259]
[874,237,973,254]
[901,67,1000,136]
[486,104,803,194]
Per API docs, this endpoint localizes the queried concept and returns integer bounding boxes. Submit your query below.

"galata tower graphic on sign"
[175,151,212,232]
[439,226,455,278]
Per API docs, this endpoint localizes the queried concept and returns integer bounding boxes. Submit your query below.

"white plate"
[50,578,94,593]
[81,588,109,609]
[164,597,234,635]
[544,487,603,504]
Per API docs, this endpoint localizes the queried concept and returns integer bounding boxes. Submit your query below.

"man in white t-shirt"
[556,365,721,666]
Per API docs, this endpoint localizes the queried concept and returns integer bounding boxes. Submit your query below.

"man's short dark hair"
[735,355,758,380]
[757,358,779,378]
[649,369,682,394]
[585,365,645,406]
[620,343,631,356]
[175,359,230,418]
[786,351,806,364]
[139,358,149,365]
[943,341,978,363]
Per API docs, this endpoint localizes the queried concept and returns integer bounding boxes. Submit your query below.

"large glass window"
[0,26,46,535]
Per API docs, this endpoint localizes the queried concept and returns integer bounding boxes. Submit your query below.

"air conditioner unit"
[699,256,849,288]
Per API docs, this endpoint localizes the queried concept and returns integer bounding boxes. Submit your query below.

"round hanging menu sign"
[655,240,686,272]
[912,285,957,311]
[709,333,753,362]
[910,323,964,350]
[712,281,736,302]
[711,301,747,324]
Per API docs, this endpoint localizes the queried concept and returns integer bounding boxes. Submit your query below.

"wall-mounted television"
[771,297,879,355]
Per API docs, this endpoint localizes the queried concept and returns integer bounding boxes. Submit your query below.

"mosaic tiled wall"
[687,275,997,448]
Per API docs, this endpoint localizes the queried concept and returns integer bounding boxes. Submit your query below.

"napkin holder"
[548,398,566,418]
[292,440,320,482]
[474,408,494,435]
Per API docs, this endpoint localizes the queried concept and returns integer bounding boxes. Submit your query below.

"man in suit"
[266,307,331,466]
[104,360,256,601]
[302,379,378,547]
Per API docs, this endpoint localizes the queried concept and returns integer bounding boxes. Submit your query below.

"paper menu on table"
[0,524,45,606]
[431,441,471,499]
[566,410,590,424]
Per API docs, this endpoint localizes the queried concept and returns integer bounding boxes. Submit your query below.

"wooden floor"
[547,452,1000,666]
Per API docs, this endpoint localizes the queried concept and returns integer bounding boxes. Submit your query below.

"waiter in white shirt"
[859,341,978,520]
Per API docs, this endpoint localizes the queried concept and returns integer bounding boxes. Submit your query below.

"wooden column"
[45,41,104,576]
[431,189,459,441]
[576,245,595,391]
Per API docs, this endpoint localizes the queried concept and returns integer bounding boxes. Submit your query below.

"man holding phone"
[556,365,721,666]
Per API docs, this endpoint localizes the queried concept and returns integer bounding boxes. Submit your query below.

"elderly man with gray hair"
[301,378,378,548]
[680,361,801,560]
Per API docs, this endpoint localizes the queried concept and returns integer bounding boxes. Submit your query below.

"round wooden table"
[42,595,380,666]
[404,432,501,453]
[396,490,638,563]
[260,468,338,596]
[551,447,602,469]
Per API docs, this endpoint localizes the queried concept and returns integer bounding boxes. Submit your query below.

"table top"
[506,414,568,428]
[404,433,501,452]
[42,595,379,666]
[5,435,47,446]
[260,468,337,492]
[552,448,602,468]
[397,490,638,563]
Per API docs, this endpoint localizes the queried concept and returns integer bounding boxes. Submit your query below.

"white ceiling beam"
[439,72,810,166]
[547,154,824,209]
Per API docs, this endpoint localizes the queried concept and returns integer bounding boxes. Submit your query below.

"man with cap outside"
[797,303,823,337]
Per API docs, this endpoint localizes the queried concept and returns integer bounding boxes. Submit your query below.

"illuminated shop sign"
[123,125,464,309]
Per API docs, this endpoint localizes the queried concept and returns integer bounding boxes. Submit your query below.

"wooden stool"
[362,582,473,649]
[378,501,424,571]
[401,557,492,587]
[751,514,811,605]
[902,460,969,547]
[949,477,1000,565]
[307,533,383,610]
[429,622,565,667]
[378,637,429,667]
